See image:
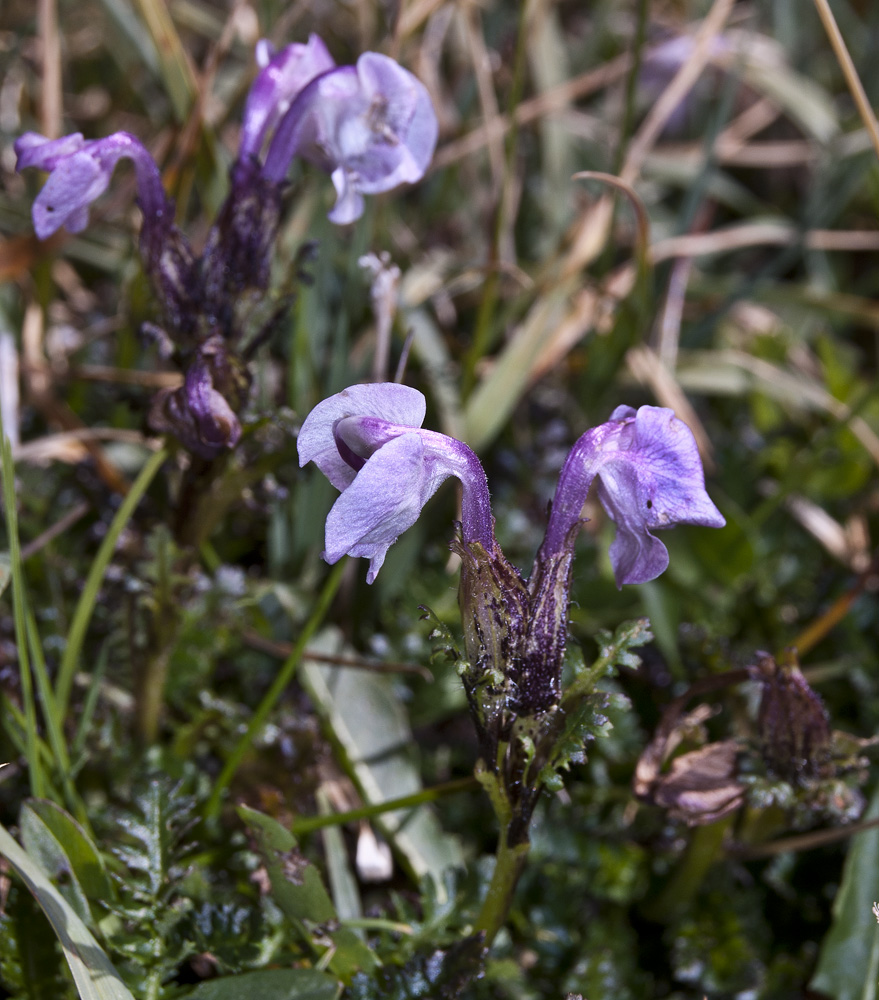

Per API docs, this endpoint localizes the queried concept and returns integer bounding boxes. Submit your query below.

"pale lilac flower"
[298,384,492,582]
[263,52,438,224]
[541,405,725,587]
[237,34,335,167]
[14,131,170,241]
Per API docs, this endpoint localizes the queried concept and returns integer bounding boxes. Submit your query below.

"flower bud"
[751,650,832,783]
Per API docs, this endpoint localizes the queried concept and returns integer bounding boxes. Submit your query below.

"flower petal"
[238,34,335,163]
[262,52,437,222]
[15,131,168,240]
[323,432,433,582]
[597,406,725,586]
[297,383,426,489]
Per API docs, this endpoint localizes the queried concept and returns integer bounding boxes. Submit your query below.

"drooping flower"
[297,383,493,581]
[14,131,171,241]
[540,405,725,587]
[263,52,438,224]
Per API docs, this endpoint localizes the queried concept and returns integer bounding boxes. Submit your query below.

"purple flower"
[263,52,438,224]
[298,383,493,582]
[149,336,248,459]
[237,34,336,167]
[14,131,170,241]
[541,405,725,587]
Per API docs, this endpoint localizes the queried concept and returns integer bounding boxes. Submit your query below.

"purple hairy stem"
[539,422,620,563]
[419,429,495,549]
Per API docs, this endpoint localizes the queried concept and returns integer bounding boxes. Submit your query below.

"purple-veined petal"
[297,383,426,489]
[540,404,725,588]
[299,383,496,580]
[597,406,725,585]
[15,132,87,171]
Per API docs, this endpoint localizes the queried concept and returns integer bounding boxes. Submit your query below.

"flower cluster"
[16,37,437,458]
[299,383,725,715]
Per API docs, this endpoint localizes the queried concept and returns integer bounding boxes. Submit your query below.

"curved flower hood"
[298,384,492,582]
[542,405,725,586]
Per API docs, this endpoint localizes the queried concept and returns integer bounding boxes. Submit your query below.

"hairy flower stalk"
[300,387,725,723]
[300,389,725,713]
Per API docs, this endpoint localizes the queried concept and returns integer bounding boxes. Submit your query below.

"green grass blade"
[56,447,168,719]
[0,430,44,798]
[0,820,136,1000]
[71,642,109,766]
[24,604,91,828]
[205,560,346,820]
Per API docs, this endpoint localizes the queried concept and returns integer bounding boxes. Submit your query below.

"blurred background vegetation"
[1,0,878,996]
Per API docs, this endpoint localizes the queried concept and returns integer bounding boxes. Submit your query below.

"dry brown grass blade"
[812,0,879,162]
[652,223,879,261]
[397,0,450,42]
[37,0,62,137]
[459,0,505,191]
[132,0,198,122]
[519,286,599,388]
[19,303,132,492]
[20,502,91,561]
[13,429,159,465]
[677,349,879,469]
[716,97,781,151]
[622,0,736,185]
[655,256,693,370]
[790,548,879,657]
[432,54,631,171]
[69,366,183,388]
[782,494,869,569]
[651,138,817,169]
[571,172,651,259]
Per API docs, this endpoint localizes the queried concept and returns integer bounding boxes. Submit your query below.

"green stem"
[135,644,174,745]
[205,561,345,819]
[135,528,178,743]
[291,776,478,836]
[474,827,530,946]
[640,814,733,924]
